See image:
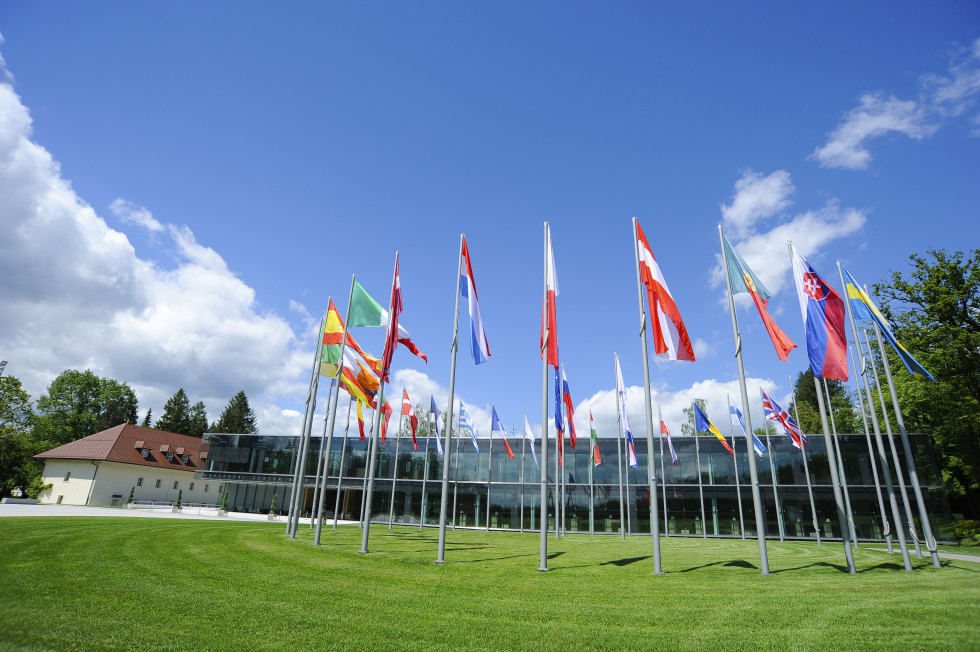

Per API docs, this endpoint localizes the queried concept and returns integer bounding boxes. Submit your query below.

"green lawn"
[0,518,977,651]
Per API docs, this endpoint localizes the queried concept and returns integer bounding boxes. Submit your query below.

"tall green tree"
[875,248,980,516]
[787,368,859,436]
[156,388,191,435]
[188,401,209,438]
[33,370,138,447]
[141,409,152,427]
[681,398,707,437]
[0,376,38,497]
[212,391,258,434]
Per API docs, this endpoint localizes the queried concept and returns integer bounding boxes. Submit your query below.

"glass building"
[197,428,955,542]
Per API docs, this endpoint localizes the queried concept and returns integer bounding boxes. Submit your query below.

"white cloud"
[923,37,980,120]
[719,169,793,238]
[0,74,309,433]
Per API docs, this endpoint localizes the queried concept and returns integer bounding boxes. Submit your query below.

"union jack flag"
[761,387,807,449]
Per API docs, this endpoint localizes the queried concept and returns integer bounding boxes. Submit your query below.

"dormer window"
[165,451,175,462]
[134,440,150,458]
[181,454,190,464]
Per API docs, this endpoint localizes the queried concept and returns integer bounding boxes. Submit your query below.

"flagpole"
[520,422,526,534]
[631,218,663,572]
[309,380,335,529]
[871,311,940,567]
[694,426,706,538]
[288,315,325,538]
[822,377,858,548]
[658,407,669,538]
[420,432,430,530]
[539,222,551,572]
[359,419,373,529]
[554,377,561,541]
[434,236,465,563]
[486,404,494,531]
[360,253,400,554]
[333,397,353,530]
[729,395,746,540]
[452,412,461,530]
[842,302,892,553]
[788,376,821,545]
[615,371,625,541]
[388,413,403,530]
[763,417,785,542]
[723,227,771,574]
[286,316,322,536]
[589,429,595,536]
[861,326,917,567]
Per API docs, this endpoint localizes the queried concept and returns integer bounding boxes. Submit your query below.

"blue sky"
[1,2,978,443]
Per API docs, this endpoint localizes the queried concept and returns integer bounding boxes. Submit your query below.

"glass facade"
[197,430,955,542]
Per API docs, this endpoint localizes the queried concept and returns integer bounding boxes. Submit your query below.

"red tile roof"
[35,424,206,471]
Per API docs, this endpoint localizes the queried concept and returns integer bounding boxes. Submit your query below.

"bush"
[127,487,134,504]
[269,492,278,514]
[175,489,182,509]
[219,486,229,511]
[953,520,980,547]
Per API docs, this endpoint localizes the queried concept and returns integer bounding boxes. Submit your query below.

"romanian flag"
[693,403,734,455]
[722,232,797,362]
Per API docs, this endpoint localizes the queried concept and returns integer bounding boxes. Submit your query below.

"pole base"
[433,560,445,565]
[653,571,665,576]
[358,549,369,554]
[537,567,550,572]
[761,572,772,577]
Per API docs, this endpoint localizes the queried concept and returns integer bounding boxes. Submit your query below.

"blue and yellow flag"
[693,403,734,455]
[841,266,934,381]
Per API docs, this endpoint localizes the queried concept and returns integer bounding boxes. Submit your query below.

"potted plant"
[267,493,278,521]
[126,486,135,509]
[172,489,182,512]
[217,486,229,516]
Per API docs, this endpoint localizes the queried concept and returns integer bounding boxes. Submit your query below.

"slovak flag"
[761,387,807,449]
[491,406,515,459]
[614,353,638,468]
[562,368,577,448]
[790,244,848,381]
[461,236,491,365]
[659,406,678,466]
[540,224,560,368]
[635,219,695,361]
[402,389,419,451]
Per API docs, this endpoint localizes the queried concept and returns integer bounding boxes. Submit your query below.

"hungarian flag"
[589,411,602,467]
[461,236,491,365]
[635,219,695,361]
[791,244,848,381]
[562,368,577,448]
[540,224,560,368]
[491,406,515,459]
[402,389,419,450]
[659,407,678,466]
[722,232,797,362]
[694,403,734,455]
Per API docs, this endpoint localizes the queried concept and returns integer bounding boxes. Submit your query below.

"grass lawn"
[0,517,977,651]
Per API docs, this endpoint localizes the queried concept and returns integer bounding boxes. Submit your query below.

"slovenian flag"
[614,354,638,468]
[491,406,515,459]
[461,236,491,365]
[791,244,848,381]
[694,403,734,455]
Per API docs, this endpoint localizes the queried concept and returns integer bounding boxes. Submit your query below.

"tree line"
[0,369,258,498]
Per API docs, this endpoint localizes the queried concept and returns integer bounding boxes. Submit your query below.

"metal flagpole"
[310,381,335,529]
[843,315,891,552]
[486,405,494,531]
[333,397,353,530]
[763,418,784,542]
[722,227,770,574]
[539,222,551,572]
[729,395,745,540]
[659,408,670,538]
[452,413,461,530]
[589,429,595,536]
[420,432,430,530]
[813,373,857,573]
[871,318,940,568]
[615,392,625,541]
[360,253,400,554]
[822,377,858,547]
[694,430,706,538]
[289,317,326,538]
[359,419,373,529]
[388,412,403,530]
[286,316,324,537]
[789,375,821,546]
[631,218,662,572]
[863,327,921,560]
[554,390,561,541]
[520,425,526,533]
[626,460,633,536]
[436,235,464,564]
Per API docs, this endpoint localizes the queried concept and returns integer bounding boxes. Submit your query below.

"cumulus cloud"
[812,37,980,169]
[0,72,308,433]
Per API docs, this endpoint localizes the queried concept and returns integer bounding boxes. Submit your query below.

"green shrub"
[175,489,182,509]
[126,487,134,504]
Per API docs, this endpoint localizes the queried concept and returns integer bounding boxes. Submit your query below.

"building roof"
[35,424,207,471]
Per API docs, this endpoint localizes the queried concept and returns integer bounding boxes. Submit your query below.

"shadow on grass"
[455,553,538,564]
[548,551,566,560]
[600,556,650,567]
[678,559,758,572]
[771,561,850,574]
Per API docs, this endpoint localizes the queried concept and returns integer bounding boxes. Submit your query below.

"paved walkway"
[0,503,358,526]
[867,547,980,564]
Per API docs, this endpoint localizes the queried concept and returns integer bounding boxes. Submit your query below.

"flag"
[589,411,602,467]
[402,389,419,450]
[459,404,480,453]
[659,406,678,466]
[491,406,515,459]
[761,387,807,449]
[320,299,384,378]
[429,396,443,455]
[523,413,539,469]
[635,219,695,361]
[842,265,934,381]
[540,224,559,367]
[461,236,491,365]
[337,347,378,408]
[614,354,638,468]
[380,254,403,381]
[722,232,797,362]
[381,399,393,443]
[791,245,848,381]
[562,368,577,448]
[554,364,564,467]
[382,310,427,363]
[729,401,765,456]
[348,278,384,328]
[356,399,366,441]
[693,403,734,455]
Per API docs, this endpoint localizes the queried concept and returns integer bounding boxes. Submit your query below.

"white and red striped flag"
[402,389,419,450]
[380,253,403,381]
[635,220,695,361]
[540,224,559,368]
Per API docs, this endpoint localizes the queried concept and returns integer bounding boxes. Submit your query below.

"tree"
[212,391,258,434]
[33,370,138,447]
[141,409,152,428]
[156,389,191,435]
[0,376,38,497]
[188,401,209,438]
[787,368,859,436]
[875,248,980,516]
[681,398,707,437]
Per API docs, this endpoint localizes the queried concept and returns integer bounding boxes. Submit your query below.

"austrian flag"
[634,219,695,362]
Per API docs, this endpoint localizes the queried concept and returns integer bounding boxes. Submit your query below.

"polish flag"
[635,219,695,361]
[540,224,559,368]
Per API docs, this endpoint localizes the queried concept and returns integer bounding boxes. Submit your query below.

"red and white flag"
[539,224,559,368]
[635,219,695,361]
[380,253,403,381]
[402,389,419,450]
[380,399,393,443]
